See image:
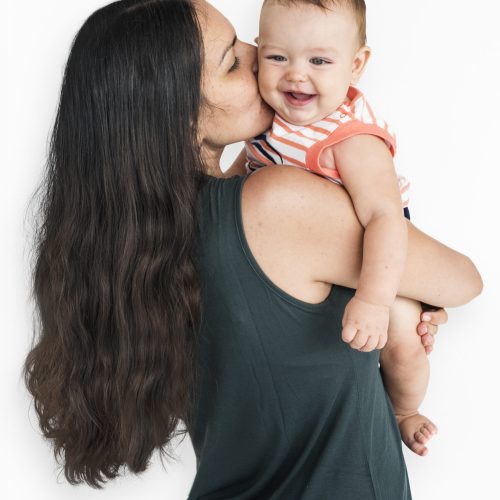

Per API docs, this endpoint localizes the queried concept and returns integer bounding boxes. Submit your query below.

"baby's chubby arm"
[331,134,408,351]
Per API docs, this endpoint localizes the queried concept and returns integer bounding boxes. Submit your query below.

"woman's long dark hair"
[23,0,206,488]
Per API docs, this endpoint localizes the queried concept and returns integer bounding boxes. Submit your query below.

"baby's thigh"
[383,296,423,356]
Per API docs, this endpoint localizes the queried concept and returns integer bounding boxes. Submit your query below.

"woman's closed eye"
[229,56,240,72]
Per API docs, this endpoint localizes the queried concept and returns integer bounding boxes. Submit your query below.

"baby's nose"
[285,70,308,83]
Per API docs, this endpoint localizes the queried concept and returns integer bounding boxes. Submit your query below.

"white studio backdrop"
[2,1,499,499]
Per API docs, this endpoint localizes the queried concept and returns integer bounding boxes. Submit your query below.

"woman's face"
[196,1,273,153]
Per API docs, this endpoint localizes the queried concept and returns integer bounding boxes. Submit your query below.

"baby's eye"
[267,55,287,62]
[310,58,330,66]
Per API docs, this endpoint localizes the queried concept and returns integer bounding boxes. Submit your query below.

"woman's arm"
[242,165,483,308]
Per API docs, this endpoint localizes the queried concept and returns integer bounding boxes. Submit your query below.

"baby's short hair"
[262,0,367,47]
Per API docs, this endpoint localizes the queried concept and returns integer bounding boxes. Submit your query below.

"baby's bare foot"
[395,412,438,456]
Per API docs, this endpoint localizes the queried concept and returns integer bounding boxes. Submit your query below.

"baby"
[245,0,439,456]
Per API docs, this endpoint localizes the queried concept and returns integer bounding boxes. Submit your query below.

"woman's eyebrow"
[219,35,237,66]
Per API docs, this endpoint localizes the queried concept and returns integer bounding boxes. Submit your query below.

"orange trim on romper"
[305,120,397,171]
[306,164,342,179]
[346,85,363,104]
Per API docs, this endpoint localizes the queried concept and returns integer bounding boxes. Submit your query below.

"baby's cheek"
[258,70,276,98]
[259,84,279,111]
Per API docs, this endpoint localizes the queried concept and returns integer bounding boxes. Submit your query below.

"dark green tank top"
[186,173,411,500]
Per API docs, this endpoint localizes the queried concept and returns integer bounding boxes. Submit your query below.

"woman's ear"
[350,45,371,85]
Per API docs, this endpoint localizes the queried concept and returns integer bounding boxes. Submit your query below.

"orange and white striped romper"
[245,85,411,208]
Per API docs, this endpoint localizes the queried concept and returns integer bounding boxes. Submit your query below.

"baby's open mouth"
[284,91,316,107]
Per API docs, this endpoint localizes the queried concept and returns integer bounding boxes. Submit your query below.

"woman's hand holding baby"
[341,295,390,352]
[417,307,448,355]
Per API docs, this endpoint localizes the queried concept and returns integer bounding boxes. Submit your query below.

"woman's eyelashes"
[229,56,240,72]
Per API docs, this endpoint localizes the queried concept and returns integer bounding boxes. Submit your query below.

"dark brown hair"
[23,0,206,489]
[263,0,367,46]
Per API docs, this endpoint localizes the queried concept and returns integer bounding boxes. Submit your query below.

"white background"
[2,1,499,499]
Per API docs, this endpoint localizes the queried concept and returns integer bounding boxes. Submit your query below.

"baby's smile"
[283,91,317,107]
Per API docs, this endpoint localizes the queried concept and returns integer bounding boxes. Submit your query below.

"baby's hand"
[342,296,390,352]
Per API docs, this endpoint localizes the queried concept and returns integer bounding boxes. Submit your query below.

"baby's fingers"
[359,335,380,352]
[349,331,369,350]
[342,324,358,343]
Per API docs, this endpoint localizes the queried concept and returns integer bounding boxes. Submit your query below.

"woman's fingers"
[417,322,438,336]
[417,306,448,353]
[420,307,448,326]
[420,333,435,347]
[416,307,447,356]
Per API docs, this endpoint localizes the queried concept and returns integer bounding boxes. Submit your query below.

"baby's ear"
[254,36,260,46]
[350,45,371,85]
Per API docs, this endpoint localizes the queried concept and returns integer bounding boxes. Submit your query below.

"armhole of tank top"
[234,172,338,312]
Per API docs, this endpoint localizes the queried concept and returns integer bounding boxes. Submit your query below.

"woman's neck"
[201,144,224,178]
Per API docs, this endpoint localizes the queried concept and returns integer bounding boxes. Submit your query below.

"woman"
[23,0,482,498]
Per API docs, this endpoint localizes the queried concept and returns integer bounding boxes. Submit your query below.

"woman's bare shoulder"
[241,166,363,301]
[242,165,359,242]
[243,164,334,202]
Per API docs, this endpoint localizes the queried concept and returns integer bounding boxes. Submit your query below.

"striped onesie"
[245,85,411,209]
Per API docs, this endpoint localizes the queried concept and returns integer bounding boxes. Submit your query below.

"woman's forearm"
[324,211,483,308]
[399,221,483,307]
[326,213,483,308]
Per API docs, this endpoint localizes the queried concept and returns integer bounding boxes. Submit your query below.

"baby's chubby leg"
[380,296,438,456]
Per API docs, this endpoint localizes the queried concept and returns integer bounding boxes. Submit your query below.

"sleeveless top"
[186,173,412,500]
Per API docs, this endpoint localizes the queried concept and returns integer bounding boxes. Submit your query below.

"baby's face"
[258,2,363,125]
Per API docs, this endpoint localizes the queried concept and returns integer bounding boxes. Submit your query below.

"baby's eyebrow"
[260,44,339,56]
[259,44,285,51]
[309,47,339,55]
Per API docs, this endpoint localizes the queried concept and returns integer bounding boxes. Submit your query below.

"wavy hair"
[23,0,206,488]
